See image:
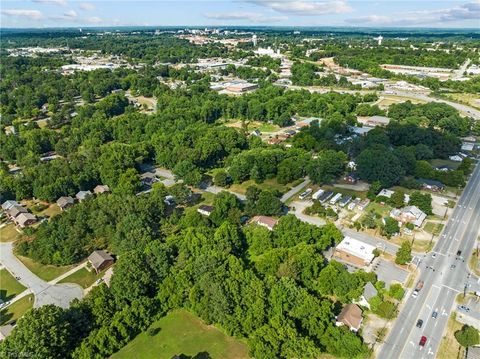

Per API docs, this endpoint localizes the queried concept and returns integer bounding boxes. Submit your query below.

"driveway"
[288,200,326,226]
[0,243,83,309]
[281,177,310,203]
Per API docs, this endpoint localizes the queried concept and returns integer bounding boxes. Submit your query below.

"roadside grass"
[111,309,250,359]
[437,313,465,359]
[17,255,74,282]
[423,222,444,236]
[0,269,27,301]
[0,294,34,325]
[469,249,480,277]
[229,178,290,195]
[445,93,480,110]
[58,267,103,289]
[0,224,22,243]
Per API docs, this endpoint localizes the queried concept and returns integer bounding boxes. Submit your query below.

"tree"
[307,150,347,184]
[395,242,412,265]
[455,325,479,347]
[389,190,405,208]
[213,170,231,187]
[356,149,405,188]
[388,283,405,301]
[409,191,432,215]
[210,191,241,225]
[382,217,400,238]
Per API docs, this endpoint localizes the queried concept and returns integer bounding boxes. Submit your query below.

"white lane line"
[442,284,461,293]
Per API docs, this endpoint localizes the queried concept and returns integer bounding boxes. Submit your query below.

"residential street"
[281,177,310,203]
[0,242,83,308]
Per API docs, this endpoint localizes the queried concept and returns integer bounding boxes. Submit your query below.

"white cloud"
[32,0,67,6]
[204,11,287,23]
[1,9,43,20]
[348,1,480,26]
[79,2,95,11]
[246,0,352,16]
[85,16,103,24]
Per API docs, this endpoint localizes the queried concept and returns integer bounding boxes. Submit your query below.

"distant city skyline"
[1,0,479,29]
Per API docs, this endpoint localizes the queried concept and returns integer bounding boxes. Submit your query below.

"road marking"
[442,284,461,293]
[432,285,441,289]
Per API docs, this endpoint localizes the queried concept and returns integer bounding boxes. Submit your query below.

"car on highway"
[432,253,437,258]
[419,336,427,347]
[416,319,423,328]
[457,250,462,256]
[432,311,438,319]
[451,264,456,269]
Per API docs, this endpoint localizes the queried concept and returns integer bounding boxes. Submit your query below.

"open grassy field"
[0,294,34,325]
[17,255,74,282]
[229,178,290,195]
[0,269,26,301]
[437,313,465,359]
[376,95,425,109]
[446,93,480,110]
[223,119,280,133]
[58,267,103,289]
[0,224,22,243]
[111,309,250,359]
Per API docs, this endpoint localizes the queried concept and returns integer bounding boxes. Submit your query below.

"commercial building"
[333,236,376,268]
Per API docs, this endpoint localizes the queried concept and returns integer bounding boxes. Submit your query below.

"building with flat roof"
[333,236,376,267]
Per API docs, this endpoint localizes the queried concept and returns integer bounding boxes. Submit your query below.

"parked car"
[416,319,423,328]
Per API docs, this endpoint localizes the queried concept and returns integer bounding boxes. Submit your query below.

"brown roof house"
[14,212,37,228]
[56,196,75,211]
[88,250,114,274]
[93,185,110,195]
[336,304,363,332]
[250,216,279,231]
[6,205,27,220]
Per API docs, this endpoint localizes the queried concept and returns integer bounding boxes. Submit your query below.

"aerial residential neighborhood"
[0,1,479,359]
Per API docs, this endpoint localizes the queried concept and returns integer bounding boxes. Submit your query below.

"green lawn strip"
[111,309,250,359]
[0,269,27,301]
[58,267,103,289]
[0,224,22,243]
[16,255,74,282]
[0,294,34,325]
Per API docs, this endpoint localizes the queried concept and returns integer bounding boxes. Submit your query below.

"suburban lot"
[17,255,73,282]
[0,294,34,325]
[112,309,250,359]
[0,224,21,243]
[0,268,26,301]
[59,267,103,289]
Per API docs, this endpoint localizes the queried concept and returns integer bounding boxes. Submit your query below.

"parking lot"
[372,258,410,286]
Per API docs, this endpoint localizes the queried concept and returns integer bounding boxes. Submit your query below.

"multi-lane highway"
[379,162,480,359]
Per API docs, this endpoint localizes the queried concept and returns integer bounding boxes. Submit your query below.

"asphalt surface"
[0,242,83,309]
[379,162,480,359]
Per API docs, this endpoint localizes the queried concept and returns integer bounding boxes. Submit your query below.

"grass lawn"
[429,159,460,170]
[229,178,290,195]
[0,224,22,243]
[257,123,279,133]
[17,255,74,282]
[0,269,27,301]
[469,249,480,277]
[323,184,367,199]
[199,192,216,206]
[0,294,34,325]
[58,267,103,289]
[423,222,444,236]
[41,204,62,218]
[112,309,250,359]
[437,313,465,359]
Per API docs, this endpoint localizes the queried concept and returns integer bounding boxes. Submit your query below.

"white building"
[333,237,376,267]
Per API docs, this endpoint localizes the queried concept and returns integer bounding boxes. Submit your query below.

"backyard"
[111,309,250,359]
[0,224,22,243]
[59,267,103,289]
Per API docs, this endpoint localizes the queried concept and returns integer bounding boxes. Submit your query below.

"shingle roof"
[88,250,113,270]
[56,196,74,208]
[1,200,19,211]
[7,205,27,218]
[337,304,363,330]
[15,212,36,226]
[363,282,378,301]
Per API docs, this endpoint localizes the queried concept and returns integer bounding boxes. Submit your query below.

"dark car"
[419,336,427,347]
[457,250,462,256]
[416,319,423,328]
[432,311,438,319]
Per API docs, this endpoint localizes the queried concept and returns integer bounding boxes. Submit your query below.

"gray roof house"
[88,250,114,273]
[355,282,378,309]
[14,212,37,228]
[1,200,19,211]
[56,196,75,210]
[76,190,92,202]
[7,205,27,219]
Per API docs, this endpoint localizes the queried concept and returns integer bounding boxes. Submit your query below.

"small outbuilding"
[76,190,92,202]
[197,205,214,217]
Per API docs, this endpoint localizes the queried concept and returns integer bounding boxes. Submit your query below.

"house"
[365,115,390,127]
[250,215,279,231]
[88,250,114,273]
[461,142,475,152]
[449,155,463,162]
[0,324,15,341]
[14,212,37,228]
[319,191,334,204]
[6,205,27,220]
[225,82,258,93]
[343,173,360,184]
[333,236,376,268]
[197,205,214,217]
[416,178,445,192]
[352,126,373,136]
[357,198,370,211]
[390,205,426,227]
[348,198,361,210]
[284,129,296,137]
[2,200,20,211]
[76,190,92,202]
[356,282,378,309]
[56,196,75,211]
[140,172,158,186]
[378,189,394,198]
[336,304,363,332]
[339,195,352,208]
[93,185,110,195]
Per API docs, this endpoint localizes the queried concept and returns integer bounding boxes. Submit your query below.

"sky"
[1,0,479,28]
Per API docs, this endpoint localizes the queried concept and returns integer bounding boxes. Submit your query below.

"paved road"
[0,243,83,309]
[281,177,310,203]
[379,163,480,359]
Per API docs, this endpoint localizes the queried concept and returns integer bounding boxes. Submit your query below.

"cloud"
[246,0,352,16]
[79,2,95,11]
[50,9,77,20]
[85,16,103,24]
[1,9,43,20]
[32,0,67,5]
[348,0,480,26]
[204,11,287,23]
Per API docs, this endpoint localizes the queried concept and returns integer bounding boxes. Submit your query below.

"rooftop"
[336,236,376,262]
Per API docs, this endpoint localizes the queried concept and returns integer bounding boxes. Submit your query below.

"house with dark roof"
[416,178,445,192]
[88,250,114,273]
[197,205,214,217]
[56,196,75,211]
[336,304,363,332]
